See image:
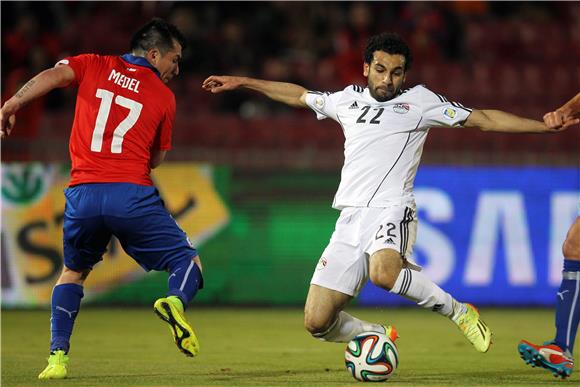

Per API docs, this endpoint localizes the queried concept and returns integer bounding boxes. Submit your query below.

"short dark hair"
[363,33,412,71]
[130,18,186,54]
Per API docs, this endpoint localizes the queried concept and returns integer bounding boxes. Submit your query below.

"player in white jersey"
[202,33,570,356]
[518,92,580,379]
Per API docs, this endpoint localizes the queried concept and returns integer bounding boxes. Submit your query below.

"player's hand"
[201,75,244,93]
[543,109,580,130]
[0,103,17,139]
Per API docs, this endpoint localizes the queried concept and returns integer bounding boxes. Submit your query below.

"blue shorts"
[63,183,198,272]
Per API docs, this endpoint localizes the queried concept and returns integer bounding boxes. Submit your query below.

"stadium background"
[1,1,579,309]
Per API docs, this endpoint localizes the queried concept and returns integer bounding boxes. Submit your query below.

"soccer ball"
[345,331,399,382]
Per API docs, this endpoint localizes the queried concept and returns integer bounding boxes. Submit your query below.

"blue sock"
[166,258,203,310]
[50,283,84,353]
[553,259,580,354]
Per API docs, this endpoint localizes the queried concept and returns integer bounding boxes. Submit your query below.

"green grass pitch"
[1,307,576,386]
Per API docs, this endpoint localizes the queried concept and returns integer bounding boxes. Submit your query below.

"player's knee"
[369,269,398,290]
[57,266,90,285]
[563,237,580,260]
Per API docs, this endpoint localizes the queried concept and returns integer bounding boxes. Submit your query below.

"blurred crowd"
[2,1,579,166]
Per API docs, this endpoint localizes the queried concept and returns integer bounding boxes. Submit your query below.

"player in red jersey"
[1,19,203,379]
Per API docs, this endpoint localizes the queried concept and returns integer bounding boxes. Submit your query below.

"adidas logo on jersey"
[349,102,359,109]
[385,237,395,245]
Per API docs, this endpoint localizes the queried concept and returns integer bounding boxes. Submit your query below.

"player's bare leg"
[370,248,492,353]
[304,284,393,342]
[519,216,579,379]
[563,216,580,262]
[39,266,90,379]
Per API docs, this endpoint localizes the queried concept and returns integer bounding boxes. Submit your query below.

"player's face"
[363,51,406,102]
[150,41,182,83]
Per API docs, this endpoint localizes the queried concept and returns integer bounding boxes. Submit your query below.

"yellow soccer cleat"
[154,296,199,357]
[38,350,69,379]
[453,303,492,353]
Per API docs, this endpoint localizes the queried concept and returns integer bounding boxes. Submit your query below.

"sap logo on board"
[413,188,578,287]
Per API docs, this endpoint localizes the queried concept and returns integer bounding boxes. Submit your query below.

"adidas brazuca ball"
[345,331,399,382]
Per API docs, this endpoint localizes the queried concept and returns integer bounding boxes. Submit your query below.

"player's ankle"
[450,300,467,322]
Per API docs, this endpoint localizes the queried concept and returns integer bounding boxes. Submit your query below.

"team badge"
[315,96,325,108]
[443,107,457,119]
[393,103,410,114]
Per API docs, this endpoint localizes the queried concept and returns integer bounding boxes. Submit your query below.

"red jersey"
[62,54,174,186]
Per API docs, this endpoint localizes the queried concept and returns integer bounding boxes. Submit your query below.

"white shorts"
[310,205,418,297]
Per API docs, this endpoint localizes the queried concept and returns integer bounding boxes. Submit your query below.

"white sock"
[313,311,385,343]
[391,268,465,319]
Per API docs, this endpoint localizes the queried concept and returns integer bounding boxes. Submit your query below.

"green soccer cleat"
[38,350,69,379]
[154,296,199,357]
[453,303,492,353]
[518,340,574,379]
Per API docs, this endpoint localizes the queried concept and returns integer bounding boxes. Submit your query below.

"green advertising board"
[91,167,342,306]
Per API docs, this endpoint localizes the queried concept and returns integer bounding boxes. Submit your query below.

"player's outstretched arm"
[1,65,75,138]
[464,109,565,134]
[202,75,308,108]
[543,92,580,130]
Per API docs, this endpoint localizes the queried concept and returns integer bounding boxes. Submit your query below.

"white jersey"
[305,84,472,210]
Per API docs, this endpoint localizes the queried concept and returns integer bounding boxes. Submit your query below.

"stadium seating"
[1,2,578,166]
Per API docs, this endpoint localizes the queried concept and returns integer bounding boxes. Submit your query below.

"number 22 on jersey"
[91,88,143,154]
